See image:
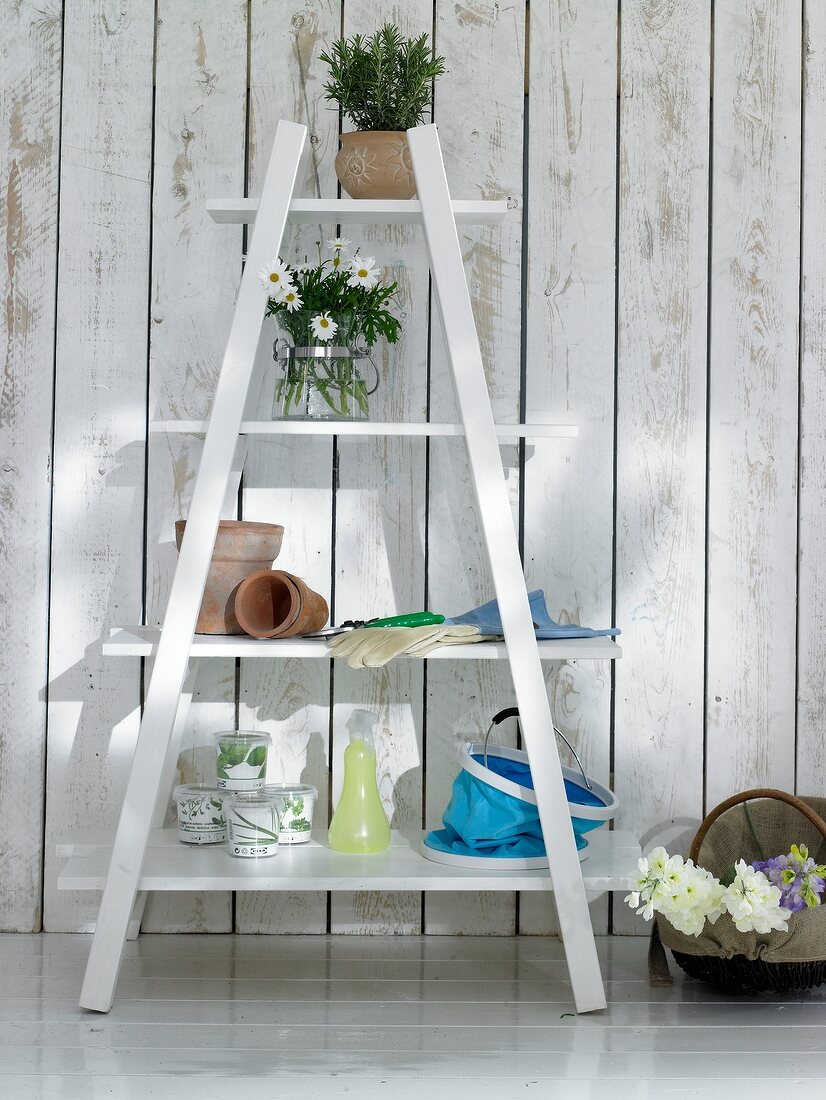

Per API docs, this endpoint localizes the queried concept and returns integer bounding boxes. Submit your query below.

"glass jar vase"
[272,311,379,421]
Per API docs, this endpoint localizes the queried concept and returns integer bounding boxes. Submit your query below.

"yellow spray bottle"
[328,709,391,853]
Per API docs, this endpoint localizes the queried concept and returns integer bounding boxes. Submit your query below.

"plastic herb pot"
[213,731,272,792]
[226,792,280,858]
[173,785,227,845]
[263,784,318,844]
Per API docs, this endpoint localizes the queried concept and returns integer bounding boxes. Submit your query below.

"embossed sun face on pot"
[386,137,413,182]
[335,132,417,200]
[339,143,377,186]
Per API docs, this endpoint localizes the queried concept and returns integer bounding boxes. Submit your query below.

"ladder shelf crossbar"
[149,420,579,438]
[207,196,508,225]
[57,829,640,893]
[102,626,622,661]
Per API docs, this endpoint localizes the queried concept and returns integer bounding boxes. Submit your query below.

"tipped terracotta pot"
[335,131,416,200]
[175,520,284,635]
[234,569,329,639]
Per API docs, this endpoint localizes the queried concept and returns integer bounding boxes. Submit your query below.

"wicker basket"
[650,789,826,995]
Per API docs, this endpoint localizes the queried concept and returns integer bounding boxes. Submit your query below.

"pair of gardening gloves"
[327,624,493,668]
[327,588,620,668]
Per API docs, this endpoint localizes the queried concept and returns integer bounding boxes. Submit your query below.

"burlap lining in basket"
[649,791,826,986]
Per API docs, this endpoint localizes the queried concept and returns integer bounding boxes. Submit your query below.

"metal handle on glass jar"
[274,343,372,360]
[362,349,380,396]
[272,341,379,392]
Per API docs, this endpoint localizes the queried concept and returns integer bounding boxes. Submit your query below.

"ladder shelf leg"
[409,123,607,1014]
[79,120,308,1012]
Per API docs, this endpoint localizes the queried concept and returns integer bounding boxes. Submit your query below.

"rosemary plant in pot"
[261,239,401,421]
[320,24,446,200]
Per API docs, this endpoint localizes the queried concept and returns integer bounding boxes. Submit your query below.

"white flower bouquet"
[260,239,401,420]
[635,790,826,995]
[626,846,824,936]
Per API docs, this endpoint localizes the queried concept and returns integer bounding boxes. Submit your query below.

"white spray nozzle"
[346,708,378,743]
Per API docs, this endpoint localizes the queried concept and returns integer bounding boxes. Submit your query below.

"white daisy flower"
[310,312,338,341]
[259,258,293,298]
[347,255,378,289]
[327,237,351,252]
[282,288,303,313]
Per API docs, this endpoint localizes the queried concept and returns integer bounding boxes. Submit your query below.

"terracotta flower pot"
[335,131,416,200]
[175,520,284,635]
[234,569,329,639]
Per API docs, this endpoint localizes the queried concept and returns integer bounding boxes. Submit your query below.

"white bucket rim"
[459,741,619,821]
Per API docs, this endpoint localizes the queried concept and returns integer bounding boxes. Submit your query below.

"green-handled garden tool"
[301,611,444,639]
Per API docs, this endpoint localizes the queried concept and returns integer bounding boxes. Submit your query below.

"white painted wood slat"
[139,0,247,936]
[329,0,431,936]
[0,0,61,931]
[44,0,155,932]
[424,0,526,938]
[102,627,622,660]
[206,197,508,224]
[706,0,801,803]
[0,934,824,1099]
[796,5,825,789]
[613,0,710,931]
[56,827,638,892]
[150,420,578,436]
[521,0,618,937]
[236,0,341,935]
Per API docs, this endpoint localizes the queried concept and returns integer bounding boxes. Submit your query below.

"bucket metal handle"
[482,706,593,791]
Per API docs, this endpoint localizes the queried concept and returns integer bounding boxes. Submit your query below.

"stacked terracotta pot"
[175,520,328,638]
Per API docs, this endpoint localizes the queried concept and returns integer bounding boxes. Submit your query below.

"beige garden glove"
[327,624,490,668]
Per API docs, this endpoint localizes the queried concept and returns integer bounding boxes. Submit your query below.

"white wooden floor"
[3,932,823,1099]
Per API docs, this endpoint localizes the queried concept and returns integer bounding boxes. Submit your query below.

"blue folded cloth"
[444,589,620,639]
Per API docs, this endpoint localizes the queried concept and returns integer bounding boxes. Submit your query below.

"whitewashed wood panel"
[329,0,430,935]
[706,0,800,804]
[0,0,61,931]
[7,0,818,937]
[613,0,710,931]
[236,0,341,934]
[423,0,525,936]
[797,5,826,791]
[43,0,155,931]
[520,0,618,937]
[140,2,248,934]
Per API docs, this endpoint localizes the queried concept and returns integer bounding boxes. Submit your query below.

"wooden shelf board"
[56,828,639,893]
[206,197,508,226]
[102,626,622,661]
[150,420,579,438]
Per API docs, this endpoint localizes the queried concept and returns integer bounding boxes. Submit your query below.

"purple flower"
[753,845,826,913]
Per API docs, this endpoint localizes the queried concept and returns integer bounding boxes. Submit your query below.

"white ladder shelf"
[63,120,628,1015]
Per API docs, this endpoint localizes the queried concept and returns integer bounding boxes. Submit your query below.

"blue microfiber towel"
[444,589,620,639]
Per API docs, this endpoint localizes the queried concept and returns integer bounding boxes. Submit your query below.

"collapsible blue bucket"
[422,715,618,870]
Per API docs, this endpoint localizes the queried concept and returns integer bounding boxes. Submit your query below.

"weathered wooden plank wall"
[0,0,61,932]
[140,0,247,934]
[0,1,820,933]
[44,1,154,932]
[522,0,617,937]
[613,0,710,931]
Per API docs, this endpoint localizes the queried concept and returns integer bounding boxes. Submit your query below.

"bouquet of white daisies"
[260,238,401,349]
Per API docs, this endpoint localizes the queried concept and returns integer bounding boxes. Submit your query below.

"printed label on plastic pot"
[174,786,227,845]
[227,796,280,859]
[214,731,271,792]
[264,784,318,844]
